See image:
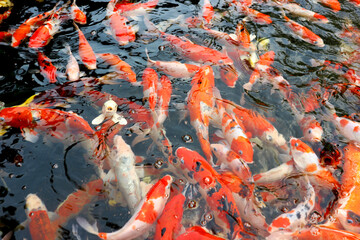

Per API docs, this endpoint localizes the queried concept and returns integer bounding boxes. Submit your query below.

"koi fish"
[311,59,360,86]
[154,192,186,240]
[145,49,200,79]
[292,225,360,239]
[107,135,142,213]
[0,8,11,25]
[11,7,55,47]
[253,160,295,184]
[176,226,226,240]
[142,68,158,113]
[186,65,216,163]
[220,98,288,152]
[290,137,340,189]
[97,53,137,84]
[25,194,57,240]
[71,0,87,25]
[283,14,325,47]
[28,8,64,49]
[323,101,360,143]
[37,51,57,83]
[0,31,11,43]
[201,0,214,24]
[77,175,173,240]
[175,147,247,239]
[106,0,137,46]
[0,106,94,143]
[268,179,315,233]
[156,75,172,126]
[233,1,272,24]
[275,2,328,23]
[65,44,80,82]
[73,23,97,70]
[114,0,159,16]
[314,0,341,12]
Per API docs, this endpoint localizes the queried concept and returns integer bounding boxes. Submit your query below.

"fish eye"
[180,159,185,164]
[0,117,4,121]
[267,135,272,141]
[295,142,299,147]
[29,212,34,217]
[107,107,113,111]
[239,150,243,155]
[348,218,354,224]
[218,60,224,64]
[308,129,312,134]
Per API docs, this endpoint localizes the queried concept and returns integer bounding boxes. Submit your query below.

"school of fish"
[0,0,360,239]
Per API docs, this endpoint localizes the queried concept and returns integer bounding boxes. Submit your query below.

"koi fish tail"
[143,16,161,36]
[76,217,100,236]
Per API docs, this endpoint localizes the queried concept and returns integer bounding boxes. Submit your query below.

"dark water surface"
[0,0,359,239]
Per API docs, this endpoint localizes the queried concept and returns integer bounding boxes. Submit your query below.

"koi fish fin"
[92,114,106,125]
[143,16,161,35]
[132,133,151,146]
[72,224,81,240]
[1,231,13,240]
[21,128,39,143]
[76,217,99,236]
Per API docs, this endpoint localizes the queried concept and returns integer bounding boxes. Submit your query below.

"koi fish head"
[303,119,323,142]
[25,194,48,217]
[220,65,238,88]
[263,129,288,153]
[337,209,360,233]
[190,65,214,90]
[290,137,319,172]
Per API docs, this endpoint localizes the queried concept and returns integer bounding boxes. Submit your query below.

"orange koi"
[37,51,57,83]
[77,175,173,240]
[235,21,251,49]
[73,23,97,70]
[154,192,186,240]
[0,31,11,42]
[0,106,94,143]
[97,53,137,84]
[201,0,214,24]
[175,147,247,239]
[233,1,272,24]
[283,15,325,47]
[142,68,158,113]
[292,225,360,239]
[0,8,11,24]
[175,226,226,240]
[114,0,158,16]
[71,0,87,24]
[315,0,341,12]
[187,65,216,163]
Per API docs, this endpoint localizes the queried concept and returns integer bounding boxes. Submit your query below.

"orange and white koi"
[28,8,64,49]
[186,65,216,163]
[175,226,226,240]
[145,49,200,79]
[77,175,173,240]
[220,98,288,152]
[114,0,159,16]
[73,23,97,70]
[156,75,172,125]
[267,179,315,233]
[323,101,360,143]
[154,192,186,240]
[175,147,247,239]
[290,137,340,189]
[65,44,80,82]
[92,99,127,126]
[311,59,360,86]
[106,0,136,46]
[275,2,328,23]
[11,7,56,47]
[253,160,295,185]
[37,51,57,83]
[218,109,254,164]
[201,0,214,24]
[292,225,360,239]
[25,194,57,240]
[71,0,87,25]
[107,135,142,213]
[97,53,137,84]
[283,14,325,47]
[232,1,272,24]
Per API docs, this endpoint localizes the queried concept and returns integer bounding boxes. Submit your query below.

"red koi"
[283,15,325,47]
[0,8,11,24]
[77,175,173,240]
[154,192,186,240]
[71,0,87,25]
[73,23,97,70]
[37,51,57,83]
[97,53,137,84]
